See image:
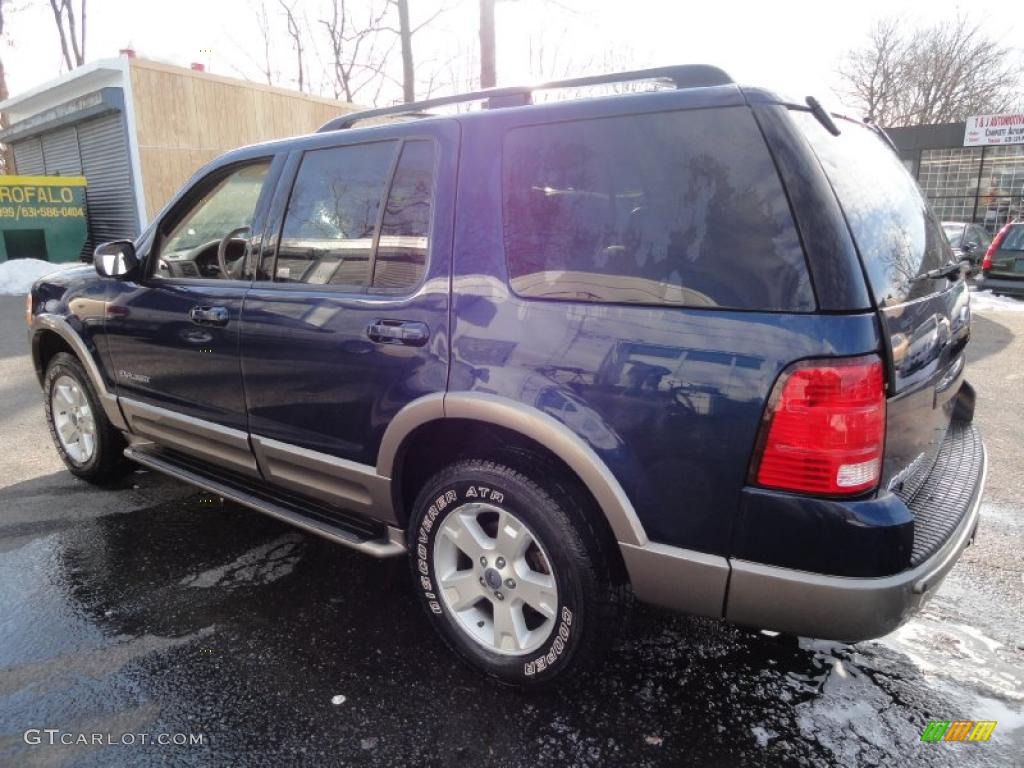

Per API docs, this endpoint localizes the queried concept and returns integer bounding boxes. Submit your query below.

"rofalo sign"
[963,112,1024,146]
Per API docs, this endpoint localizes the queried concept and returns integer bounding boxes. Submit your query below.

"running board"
[125,446,406,558]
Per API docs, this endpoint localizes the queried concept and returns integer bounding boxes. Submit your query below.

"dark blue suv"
[27,66,986,686]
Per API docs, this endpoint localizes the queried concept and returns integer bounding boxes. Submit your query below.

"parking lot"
[0,292,1021,767]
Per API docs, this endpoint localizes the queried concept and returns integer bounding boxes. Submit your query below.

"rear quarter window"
[501,107,815,311]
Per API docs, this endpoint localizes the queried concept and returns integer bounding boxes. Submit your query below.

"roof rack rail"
[317,64,733,132]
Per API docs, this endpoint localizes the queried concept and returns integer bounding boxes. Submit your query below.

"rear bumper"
[624,423,986,641]
[977,275,1024,296]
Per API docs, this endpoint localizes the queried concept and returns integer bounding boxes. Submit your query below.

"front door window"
[154,161,271,280]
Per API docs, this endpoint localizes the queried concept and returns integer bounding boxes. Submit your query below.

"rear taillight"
[982,224,1010,270]
[751,355,885,496]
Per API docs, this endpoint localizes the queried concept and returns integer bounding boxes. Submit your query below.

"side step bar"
[125,446,406,558]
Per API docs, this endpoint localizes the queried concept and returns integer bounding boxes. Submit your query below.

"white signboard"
[964,112,1024,146]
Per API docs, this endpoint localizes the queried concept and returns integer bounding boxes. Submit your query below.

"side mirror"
[94,240,139,279]
[962,241,979,253]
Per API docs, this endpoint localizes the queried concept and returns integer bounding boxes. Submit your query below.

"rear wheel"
[43,352,132,484]
[408,458,627,686]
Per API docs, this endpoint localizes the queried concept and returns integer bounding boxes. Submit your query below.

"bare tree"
[838,16,1024,127]
[48,0,85,71]
[279,0,306,92]
[836,19,913,124]
[525,5,623,84]
[254,0,275,85]
[385,0,448,103]
[0,0,13,173]
[227,0,278,86]
[416,40,479,103]
[320,0,394,104]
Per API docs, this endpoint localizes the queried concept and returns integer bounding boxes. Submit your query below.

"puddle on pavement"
[0,489,1021,766]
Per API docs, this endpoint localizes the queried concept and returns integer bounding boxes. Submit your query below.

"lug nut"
[494,591,504,600]
[479,577,486,586]
[505,578,516,589]
[496,557,506,568]
[480,556,487,567]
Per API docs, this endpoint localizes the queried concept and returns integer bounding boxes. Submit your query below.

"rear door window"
[501,107,814,311]
[793,111,952,307]
[373,140,436,292]
[274,139,436,293]
[275,141,396,288]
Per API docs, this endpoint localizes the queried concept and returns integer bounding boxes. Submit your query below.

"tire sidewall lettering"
[414,480,575,679]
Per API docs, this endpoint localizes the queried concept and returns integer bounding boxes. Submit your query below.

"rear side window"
[793,112,952,307]
[277,141,395,288]
[501,107,814,311]
[374,140,435,291]
[274,138,436,293]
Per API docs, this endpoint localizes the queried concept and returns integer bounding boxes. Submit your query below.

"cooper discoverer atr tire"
[408,458,627,686]
[43,352,132,485]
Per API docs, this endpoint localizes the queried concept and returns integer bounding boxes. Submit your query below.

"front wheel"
[408,458,627,687]
[43,352,132,484]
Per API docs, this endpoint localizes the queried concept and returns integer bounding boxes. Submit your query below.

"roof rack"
[317,64,733,132]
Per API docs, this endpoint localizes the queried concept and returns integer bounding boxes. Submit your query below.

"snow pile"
[0,258,78,295]
[971,289,1024,313]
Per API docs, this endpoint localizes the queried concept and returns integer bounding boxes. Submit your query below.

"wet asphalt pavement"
[1,294,1022,767]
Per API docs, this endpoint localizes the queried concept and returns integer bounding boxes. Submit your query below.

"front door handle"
[189,306,230,327]
[366,319,430,346]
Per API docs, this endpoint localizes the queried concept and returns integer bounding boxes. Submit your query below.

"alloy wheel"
[433,502,559,655]
[50,374,97,465]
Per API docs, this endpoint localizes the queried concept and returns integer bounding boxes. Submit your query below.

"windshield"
[794,111,953,307]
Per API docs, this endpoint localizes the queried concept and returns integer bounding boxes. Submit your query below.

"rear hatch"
[985,223,1024,280]
[793,112,971,495]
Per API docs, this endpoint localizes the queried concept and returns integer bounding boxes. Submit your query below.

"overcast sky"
[2,0,1018,113]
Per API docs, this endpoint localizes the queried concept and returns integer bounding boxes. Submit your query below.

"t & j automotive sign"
[963,112,1024,147]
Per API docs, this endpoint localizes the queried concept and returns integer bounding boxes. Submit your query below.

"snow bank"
[0,258,79,295]
[971,289,1024,313]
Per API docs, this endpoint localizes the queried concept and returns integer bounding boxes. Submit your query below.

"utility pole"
[396,0,415,103]
[479,0,496,88]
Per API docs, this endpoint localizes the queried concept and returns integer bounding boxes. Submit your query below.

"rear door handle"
[366,320,430,346]
[189,306,230,326]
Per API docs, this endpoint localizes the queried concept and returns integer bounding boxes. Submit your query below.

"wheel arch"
[378,392,648,548]
[32,327,75,385]
[30,314,128,431]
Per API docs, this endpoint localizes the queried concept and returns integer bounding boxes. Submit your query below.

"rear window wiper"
[913,261,966,282]
[805,96,840,136]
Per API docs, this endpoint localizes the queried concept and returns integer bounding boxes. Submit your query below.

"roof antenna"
[805,96,840,136]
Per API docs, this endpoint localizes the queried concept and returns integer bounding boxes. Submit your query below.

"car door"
[104,154,283,476]
[967,224,990,260]
[240,123,456,511]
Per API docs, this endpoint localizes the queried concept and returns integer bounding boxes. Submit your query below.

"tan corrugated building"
[0,56,358,253]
